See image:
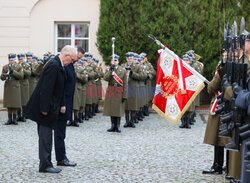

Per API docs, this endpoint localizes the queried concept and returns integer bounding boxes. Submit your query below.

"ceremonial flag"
[152,47,207,124]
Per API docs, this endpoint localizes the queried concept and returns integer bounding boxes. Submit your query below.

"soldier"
[1,54,24,125]
[89,57,99,117]
[94,59,104,113]
[202,54,228,175]
[238,31,250,183]
[70,59,88,127]
[186,50,204,124]
[179,54,193,129]
[17,54,31,122]
[137,54,148,121]
[141,53,156,115]
[84,53,97,120]
[26,53,35,97]
[121,52,141,128]
[103,54,127,133]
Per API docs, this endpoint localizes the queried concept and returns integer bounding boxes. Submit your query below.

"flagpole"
[148,35,209,84]
[112,37,116,60]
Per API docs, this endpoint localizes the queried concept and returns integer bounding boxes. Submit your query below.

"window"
[55,23,90,53]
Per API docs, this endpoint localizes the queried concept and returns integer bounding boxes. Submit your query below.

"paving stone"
[0,110,228,182]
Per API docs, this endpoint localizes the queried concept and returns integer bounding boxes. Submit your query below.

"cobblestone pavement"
[0,110,228,183]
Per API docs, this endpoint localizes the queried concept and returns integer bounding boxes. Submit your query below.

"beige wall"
[0,0,101,100]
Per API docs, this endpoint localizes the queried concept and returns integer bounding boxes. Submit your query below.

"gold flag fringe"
[152,83,205,125]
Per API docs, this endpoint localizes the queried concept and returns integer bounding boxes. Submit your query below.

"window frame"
[54,22,90,54]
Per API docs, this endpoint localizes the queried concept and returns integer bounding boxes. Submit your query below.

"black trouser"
[54,117,67,162]
[38,124,53,171]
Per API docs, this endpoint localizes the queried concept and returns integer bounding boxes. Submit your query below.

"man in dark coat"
[54,47,84,167]
[24,45,77,173]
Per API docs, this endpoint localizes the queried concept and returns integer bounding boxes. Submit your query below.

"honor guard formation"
[202,19,250,183]
[1,19,250,182]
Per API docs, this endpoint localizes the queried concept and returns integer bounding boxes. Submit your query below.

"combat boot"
[185,117,191,129]
[78,113,83,123]
[115,117,121,133]
[95,104,100,113]
[73,115,79,127]
[17,110,22,121]
[5,113,12,125]
[12,114,18,125]
[22,111,26,122]
[88,109,93,118]
[129,116,136,128]
[202,146,223,174]
[107,117,116,132]
[85,110,89,121]
[190,112,196,123]
[179,117,186,128]
[124,115,130,128]
[189,117,194,125]
[140,109,145,119]
[92,106,96,116]
[137,112,143,121]
[144,106,149,116]
[202,163,222,174]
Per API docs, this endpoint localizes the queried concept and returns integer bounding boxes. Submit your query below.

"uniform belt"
[109,83,122,87]
[7,76,17,81]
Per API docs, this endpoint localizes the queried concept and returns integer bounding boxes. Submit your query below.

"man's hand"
[121,98,127,103]
[41,112,48,116]
[110,64,115,71]
[60,106,66,114]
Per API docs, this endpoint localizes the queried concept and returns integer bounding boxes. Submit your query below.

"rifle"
[216,18,248,151]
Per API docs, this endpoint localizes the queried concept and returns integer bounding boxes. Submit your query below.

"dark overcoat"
[59,63,76,121]
[24,56,66,128]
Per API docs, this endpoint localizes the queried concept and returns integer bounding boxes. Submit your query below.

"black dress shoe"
[67,120,73,126]
[230,179,240,183]
[225,175,233,180]
[39,166,62,173]
[202,167,222,174]
[57,159,77,167]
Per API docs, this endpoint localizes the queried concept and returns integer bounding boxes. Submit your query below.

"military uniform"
[89,61,99,115]
[72,63,88,126]
[95,59,104,113]
[103,54,127,133]
[84,54,97,120]
[121,52,141,128]
[143,60,156,116]
[202,64,229,175]
[137,62,147,121]
[1,54,24,125]
[17,54,31,122]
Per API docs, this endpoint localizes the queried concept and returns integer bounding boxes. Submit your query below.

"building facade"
[0,0,101,100]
